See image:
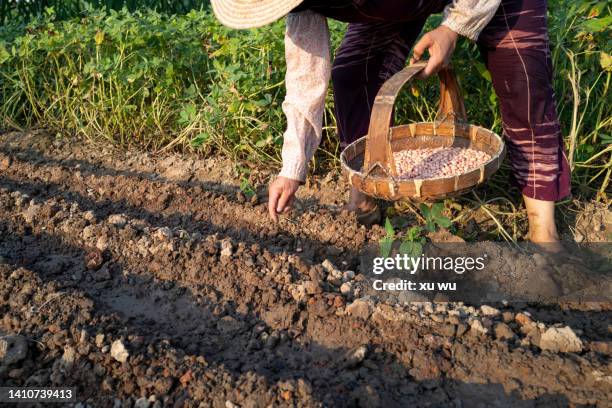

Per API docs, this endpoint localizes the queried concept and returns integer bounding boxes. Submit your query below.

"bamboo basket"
[340,62,505,201]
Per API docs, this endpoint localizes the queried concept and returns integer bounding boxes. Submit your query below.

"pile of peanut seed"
[394,147,491,179]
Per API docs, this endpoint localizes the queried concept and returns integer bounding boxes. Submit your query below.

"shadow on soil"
[0,140,606,405]
[0,223,574,407]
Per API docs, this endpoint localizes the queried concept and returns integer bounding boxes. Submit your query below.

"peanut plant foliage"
[0,1,610,199]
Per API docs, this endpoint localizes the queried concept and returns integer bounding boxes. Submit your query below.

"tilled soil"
[0,131,610,407]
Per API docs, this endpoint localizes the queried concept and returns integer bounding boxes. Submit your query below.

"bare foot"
[527,231,564,254]
[524,195,563,253]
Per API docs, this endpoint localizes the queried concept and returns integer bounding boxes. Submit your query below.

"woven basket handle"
[363,62,467,178]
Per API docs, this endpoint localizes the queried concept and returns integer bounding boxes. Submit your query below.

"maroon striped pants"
[300,0,571,201]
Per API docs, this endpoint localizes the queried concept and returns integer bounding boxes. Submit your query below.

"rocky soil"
[0,131,610,407]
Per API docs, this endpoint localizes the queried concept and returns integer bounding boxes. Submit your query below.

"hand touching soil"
[268,176,300,221]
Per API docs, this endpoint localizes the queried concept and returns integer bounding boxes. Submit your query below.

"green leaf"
[598,134,612,145]
[419,203,431,218]
[426,220,436,233]
[190,133,209,148]
[437,216,452,228]
[255,135,272,147]
[406,226,422,241]
[239,177,255,197]
[600,51,612,72]
[581,15,612,32]
[431,202,444,217]
[0,43,9,64]
[475,61,491,82]
[379,237,394,258]
[399,241,423,259]
[384,217,395,238]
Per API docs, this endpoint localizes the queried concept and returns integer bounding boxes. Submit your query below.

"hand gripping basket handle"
[363,62,468,178]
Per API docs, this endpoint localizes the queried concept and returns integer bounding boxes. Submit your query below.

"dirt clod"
[539,326,583,353]
[0,131,609,406]
[110,339,129,363]
[0,335,28,365]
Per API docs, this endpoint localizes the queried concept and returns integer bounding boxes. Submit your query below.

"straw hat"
[211,0,305,29]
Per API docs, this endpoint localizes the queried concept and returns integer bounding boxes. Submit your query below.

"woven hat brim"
[211,0,304,29]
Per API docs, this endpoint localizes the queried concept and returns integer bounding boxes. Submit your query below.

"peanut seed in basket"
[393,147,491,179]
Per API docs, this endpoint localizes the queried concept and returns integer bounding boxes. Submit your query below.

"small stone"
[430,314,444,323]
[85,249,104,270]
[539,326,583,353]
[108,214,127,228]
[322,260,343,285]
[110,339,129,363]
[588,341,611,355]
[494,323,515,341]
[225,401,239,408]
[154,227,173,240]
[469,320,488,336]
[96,235,109,251]
[480,305,500,317]
[342,270,355,282]
[303,280,320,295]
[95,334,105,348]
[502,311,514,323]
[289,284,307,303]
[343,345,368,368]
[346,298,373,320]
[179,369,192,386]
[0,335,28,365]
[340,282,353,296]
[1,156,12,169]
[61,346,77,368]
[82,225,96,240]
[83,210,96,222]
[134,397,150,408]
[220,240,233,258]
[333,296,345,308]
[515,312,532,326]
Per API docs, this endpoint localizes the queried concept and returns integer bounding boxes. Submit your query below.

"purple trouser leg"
[329,0,571,201]
[477,0,570,201]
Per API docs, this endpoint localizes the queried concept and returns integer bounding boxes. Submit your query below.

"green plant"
[239,177,256,198]
[0,0,609,237]
[0,0,211,24]
[379,218,396,258]
[398,226,425,259]
[379,218,426,258]
[420,203,452,232]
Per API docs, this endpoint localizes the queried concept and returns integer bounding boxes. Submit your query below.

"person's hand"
[268,176,300,222]
[410,25,459,79]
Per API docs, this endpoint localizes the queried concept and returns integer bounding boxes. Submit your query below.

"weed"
[379,218,426,258]
[420,203,452,233]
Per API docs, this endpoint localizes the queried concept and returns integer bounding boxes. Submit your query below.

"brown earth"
[0,131,610,407]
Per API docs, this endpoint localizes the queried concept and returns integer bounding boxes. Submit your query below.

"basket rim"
[340,122,505,184]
